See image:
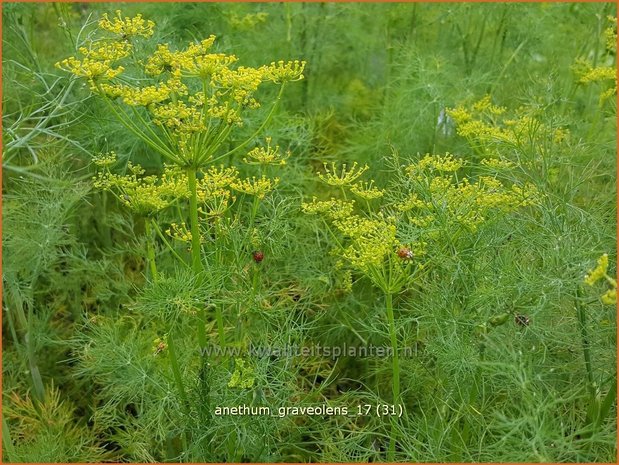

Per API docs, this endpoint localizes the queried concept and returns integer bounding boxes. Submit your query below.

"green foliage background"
[2,2,617,462]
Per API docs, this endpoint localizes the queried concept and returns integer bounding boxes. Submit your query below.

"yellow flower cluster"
[395,192,426,212]
[585,253,610,285]
[101,70,187,106]
[231,175,279,199]
[98,10,155,38]
[261,60,306,84]
[578,65,616,84]
[301,197,355,219]
[243,138,289,166]
[227,12,268,30]
[197,166,238,218]
[55,56,124,82]
[93,155,189,216]
[447,96,569,156]
[403,155,540,231]
[166,222,193,243]
[338,218,398,272]
[584,253,617,305]
[56,10,306,169]
[318,161,369,187]
[408,153,464,176]
[572,16,617,105]
[78,41,132,61]
[605,15,617,54]
[302,195,399,273]
[144,37,217,76]
[480,157,515,170]
[151,100,202,132]
[92,151,118,168]
[574,62,617,104]
[350,180,385,200]
[472,94,506,115]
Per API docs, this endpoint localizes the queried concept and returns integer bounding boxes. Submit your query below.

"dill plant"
[3,2,617,462]
[52,10,307,459]
[56,10,305,274]
[302,152,541,459]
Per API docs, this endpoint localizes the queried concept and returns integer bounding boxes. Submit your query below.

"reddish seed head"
[252,251,264,263]
[396,247,414,260]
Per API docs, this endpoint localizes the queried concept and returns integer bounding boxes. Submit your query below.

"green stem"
[187,167,203,274]
[96,90,180,163]
[167,332,190,407]
[144,219,158,282]
[246,195,260,239]
[385,291,400,461]
[576,286,595,398]
[150,219,189,268]
[5,286,45,403]
[166,331,190,452]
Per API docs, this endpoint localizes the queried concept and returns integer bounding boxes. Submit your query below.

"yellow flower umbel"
[584,253,617,305]
[92,153,189,217]
[231,175,279,200]
[56,11,305,169]
[243,138,289,166]
[401,153,540,232]
[301,197,355,220]
[318,161,369,187]
[98,10,155,37]
[447,97,569,159]
[573,16,617,105]
[350,180,385,201]
[197,166,238,219]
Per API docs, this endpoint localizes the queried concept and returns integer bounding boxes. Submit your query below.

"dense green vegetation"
[2,2,617,462]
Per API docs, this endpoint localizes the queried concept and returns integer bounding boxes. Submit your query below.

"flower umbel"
[318,162,369,187]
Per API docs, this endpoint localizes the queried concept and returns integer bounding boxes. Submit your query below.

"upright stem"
[4,287,45,403]
[144,219,158,282]
[166,331,190,451]
[151,219,189,268]
[576,286,595,397]
[385,291,400,461]
[187,167,203,274]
